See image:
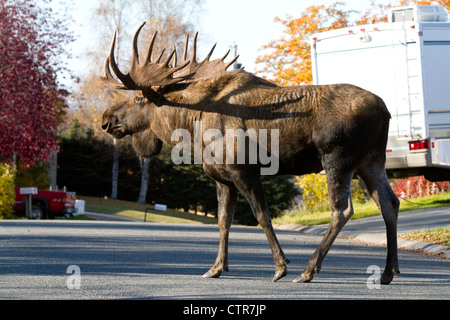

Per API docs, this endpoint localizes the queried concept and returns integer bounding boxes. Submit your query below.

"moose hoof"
[203,270,222,279]
[293,274,312,283]
[381,273,394,285]
[380,271,396,285]
[272,270,287,282]
[381,267,400,285]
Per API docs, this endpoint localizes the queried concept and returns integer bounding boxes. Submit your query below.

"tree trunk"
[111,138,119,199]
[137,157,151,204]
[47,149,58,191]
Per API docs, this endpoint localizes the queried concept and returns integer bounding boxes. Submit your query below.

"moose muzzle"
[101,109,126,139]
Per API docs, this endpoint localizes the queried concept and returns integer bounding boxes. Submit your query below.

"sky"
[63,0,393,83]
[199,0,392,72]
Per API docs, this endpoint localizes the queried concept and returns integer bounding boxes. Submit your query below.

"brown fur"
[102,69,400,284]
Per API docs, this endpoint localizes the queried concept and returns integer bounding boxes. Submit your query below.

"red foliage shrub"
[390,176,448,199]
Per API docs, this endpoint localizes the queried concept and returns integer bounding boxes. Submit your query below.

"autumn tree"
[255,2,355,85]
[0,0,73,166]
[0,163,15,219]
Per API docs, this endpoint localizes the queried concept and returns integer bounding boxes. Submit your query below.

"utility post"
[231,43,242,70]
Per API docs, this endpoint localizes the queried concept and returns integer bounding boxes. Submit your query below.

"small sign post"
[20,188,38,219]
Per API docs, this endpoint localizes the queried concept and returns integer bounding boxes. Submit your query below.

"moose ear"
[142,88,165,107]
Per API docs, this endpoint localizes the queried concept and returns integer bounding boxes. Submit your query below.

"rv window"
[392,10,415,22]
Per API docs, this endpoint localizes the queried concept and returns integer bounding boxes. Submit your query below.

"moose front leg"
[203,182,237,279]
[232,174,290,282]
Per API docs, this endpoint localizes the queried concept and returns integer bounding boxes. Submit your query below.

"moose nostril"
[102,122,110,131]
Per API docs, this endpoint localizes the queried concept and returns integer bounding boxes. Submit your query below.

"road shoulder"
[274,207,450,259]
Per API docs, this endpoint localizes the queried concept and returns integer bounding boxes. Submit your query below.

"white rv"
[311,5,450,181]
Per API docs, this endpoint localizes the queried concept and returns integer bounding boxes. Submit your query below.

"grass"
[78,195,218,224]
[79,192,450,227]
[273,192,450,227]
[272,201,380,226]
[399,226,450,248]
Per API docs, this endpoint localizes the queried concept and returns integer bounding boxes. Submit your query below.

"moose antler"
[173,32,240,80]
[101,22,194,90]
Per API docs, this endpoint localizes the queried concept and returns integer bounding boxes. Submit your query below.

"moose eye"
[135,96,144,104]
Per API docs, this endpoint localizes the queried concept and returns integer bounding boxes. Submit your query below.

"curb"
[274,224,450,259]
[83,211,144,222]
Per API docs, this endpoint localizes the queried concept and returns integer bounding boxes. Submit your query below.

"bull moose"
[101,23,400,284]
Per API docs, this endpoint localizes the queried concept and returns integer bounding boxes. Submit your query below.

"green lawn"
[273,192,450,227]
[78,196,218,224]
[79,192,450,227]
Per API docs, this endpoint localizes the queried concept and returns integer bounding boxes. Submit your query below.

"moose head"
[101,23,238,152]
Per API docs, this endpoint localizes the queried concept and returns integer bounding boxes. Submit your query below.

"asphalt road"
[0,219,448,301]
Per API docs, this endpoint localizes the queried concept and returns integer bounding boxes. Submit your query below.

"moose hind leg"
[203,182,237,279]
[294,169,354,283]
[232,174,290,282]
[358,163,400,284]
